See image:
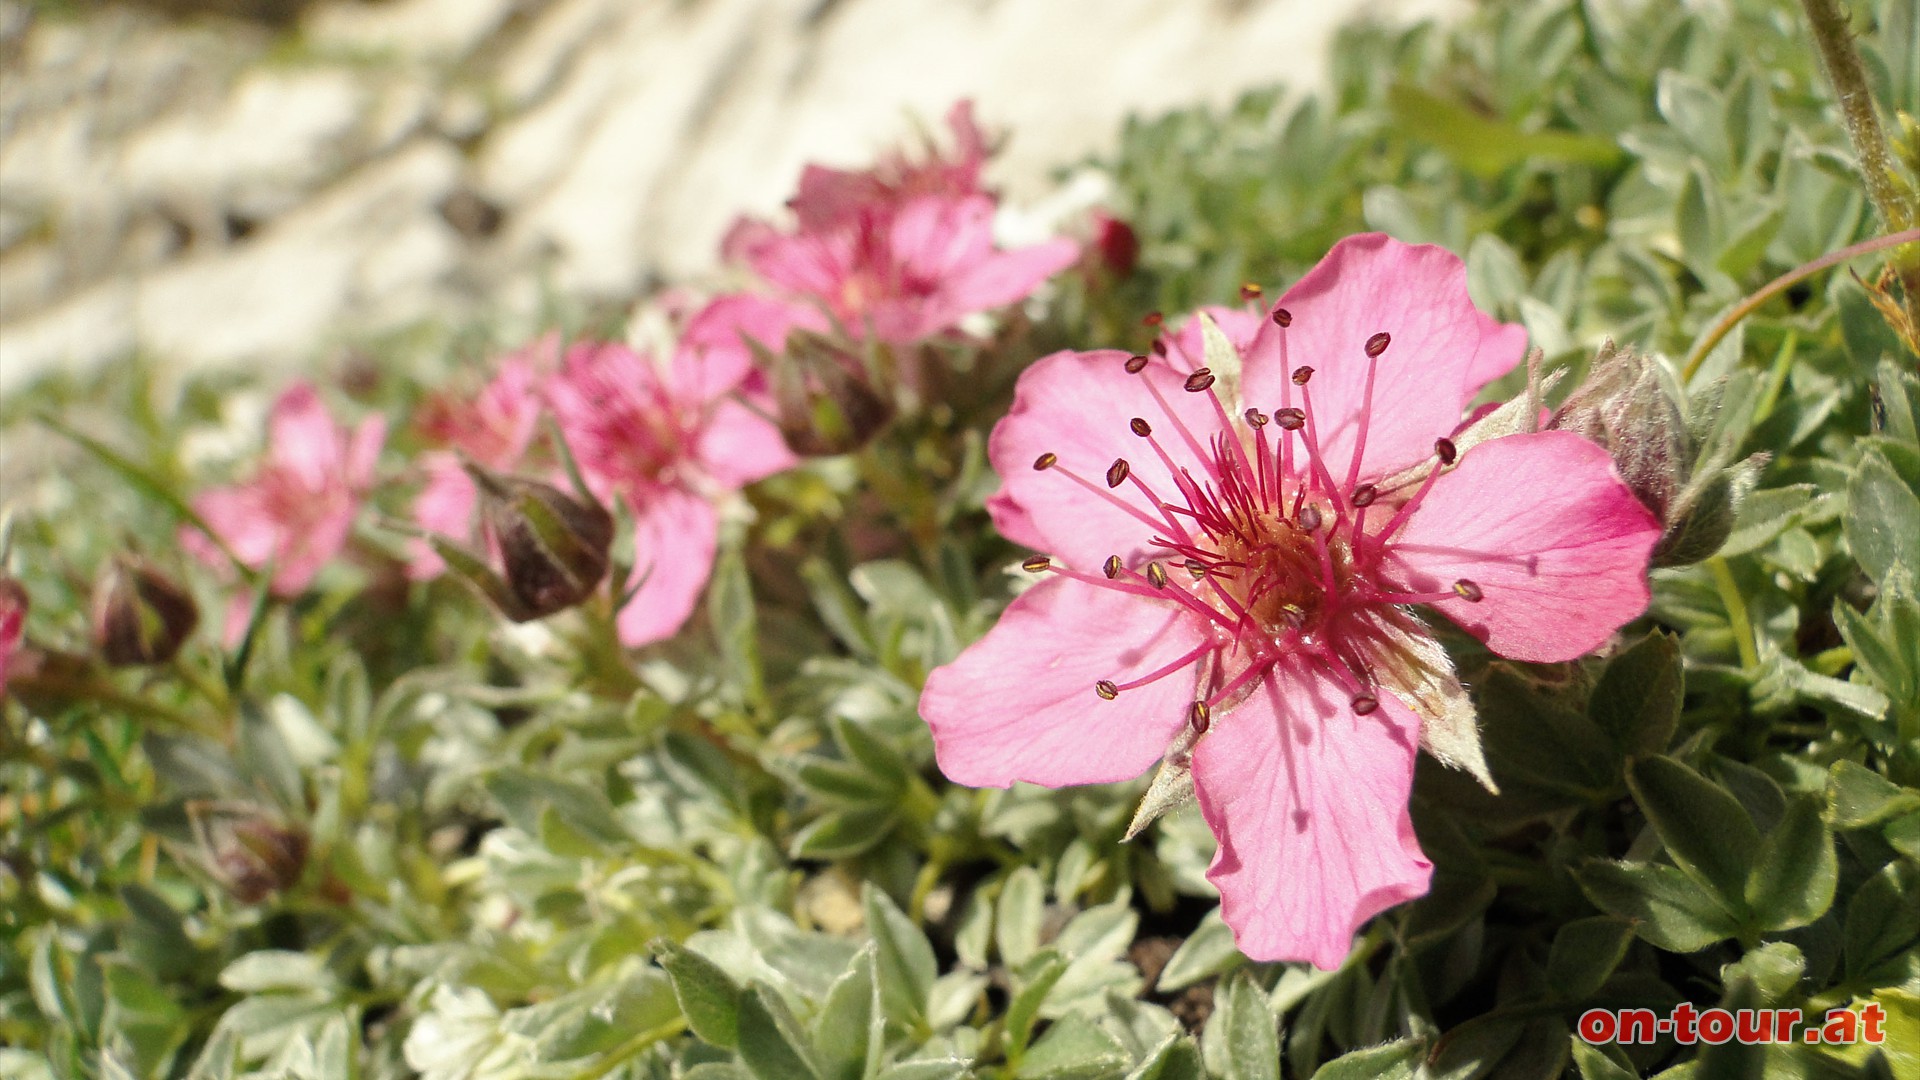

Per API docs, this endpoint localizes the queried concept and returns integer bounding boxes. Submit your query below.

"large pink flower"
[921,234,1662,968]
[182,383,385,642]
[547,337,794,647]
[409,338,554,578]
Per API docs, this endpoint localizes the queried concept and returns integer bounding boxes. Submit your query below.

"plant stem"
[1707,557,1760,671]
[1799,0,1920,303]
[1682,227,1920,382]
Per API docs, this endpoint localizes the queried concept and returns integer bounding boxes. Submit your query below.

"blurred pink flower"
[921,234,1662,968]
[548,337,794,647]
[721,102,1077,347]
[409,337,556,578]
[787,100,991,232]
[727,193,1078,345]
[183,383,385,642]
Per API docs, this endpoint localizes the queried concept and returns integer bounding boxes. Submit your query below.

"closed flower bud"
[1549,344,1691,520]
[0,576,25,695]
[1090,211,1141,279]
[463,460,614,621]
[91,558,200,667]
[206,809,310,904]
[771,330,895,457]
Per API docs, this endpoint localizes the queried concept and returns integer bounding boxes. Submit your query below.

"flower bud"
[464,460,614,621]
[206,809,310,904]
[770,330,894,457]
[1549,344,1691,520]
[91,558,200,667]
[1090,211,1141,279]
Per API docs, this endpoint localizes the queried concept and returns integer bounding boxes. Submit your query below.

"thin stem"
[1708,557,1760,671]
[1799,0,1920,307]
[1682,227,1920,383]
[1752,330,1800,425]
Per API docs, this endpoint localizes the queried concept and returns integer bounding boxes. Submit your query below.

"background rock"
[0,0,1452,393]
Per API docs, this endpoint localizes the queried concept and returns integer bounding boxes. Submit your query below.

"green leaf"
[997,866,1046,966]
[1844,861,1920,984]
[1005,951,1069,1059]
[1016,1012,1128,1079]
[659,940,743,1050]
[1745,797,1836,932]
[1847,447,1920,585]
[863,885,936,1030]
[1386,85,1621,177]
[810,945,877,1080]
[1200,971,1279,1080]
[709,547,765,706]
[1154,907,1242,992]
[1833,584,1920,717]
[1825,760,1920,829]
[1570,1040,1638,1080]
[1546,918,1635,1001]
[1625,756,1759,913]
[1124,1036,1205,1080]
[1573,860,1740,952]
[1588,631,1683,757]
[218,951,331,994]
[1308,1037,1424,1079]
[738,986,821,1080]
[790,807,899,860]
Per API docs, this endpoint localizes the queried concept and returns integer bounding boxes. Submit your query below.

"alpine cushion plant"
[920,234,1665,967]
[180,382,385,643]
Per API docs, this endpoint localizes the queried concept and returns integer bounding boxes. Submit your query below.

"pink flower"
[547,336,794,647]
[920,234,1662,968]
[182,383,385,643]
[788,99,992,233]
[409,337,555,578]
[727,193,1079,346]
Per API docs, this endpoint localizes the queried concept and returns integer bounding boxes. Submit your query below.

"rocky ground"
[0,0,1451,393]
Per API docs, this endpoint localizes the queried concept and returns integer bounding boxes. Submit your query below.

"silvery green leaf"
[1126,724,1202,840]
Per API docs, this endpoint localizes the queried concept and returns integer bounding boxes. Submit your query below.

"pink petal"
[1163,307,1265,371]
[345,416,387,492]
[677,294,828,401]
[267,383,344,491]
[1386,430,1661,663]
[1240,234,1528,483]
[934,238,1081,328]
[187,486,284,569]
[1192,659,1431,969]
[694,400,796,490]
[922,577,1210,787]
[408,455,478,578]
[888,195,996,289]
[985,349,1220,570]
[615,486,720,648]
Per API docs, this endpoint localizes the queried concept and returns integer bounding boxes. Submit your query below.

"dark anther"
[1124,354,1150,374]
[1151,340,1168,357]
[1350,484,1378,508]
[1184,558,1206,577]
[1022,556,1051,573]
[1453,579,1484,603]
[1297,504,1323,531]
[1033,452,1057,471]
[1184,369,1216,392]
[1365,331,1391,358]
[1351,693,1380,715]
[1272,308,1293,327]
[1130,417,1152,437]
[1106,458,1131,488]
[1291,365,1314,385]
[1143,311,1164,327]
[1103,555,1123,579]
[1146,562,1168,589]
[1434,437,1457,465]
[1190,700,1212,733]
[1244,408,1268,428]
[1274,407,1306,431]
[1240,282,1262,301]
[1096,680,1119,700]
